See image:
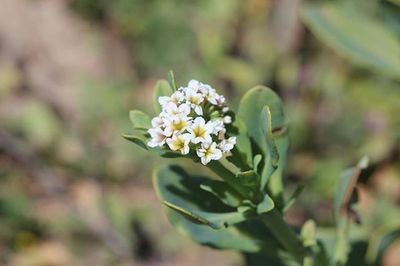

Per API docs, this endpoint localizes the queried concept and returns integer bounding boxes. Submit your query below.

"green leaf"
[153,79,173,114]
[368,227,400,265]
[231,118,253,168]
[162,200,247,229]
[236,170,259,189]
[238,86,288,156]
[153,165,250,230]
[122,134,148,150]
[200,180,242,208]
[256,194,274,214]
[283,185,305,212]
[301,4,400,80]
[237,86,289,207]
[333,156,369,221]
[333,156,369,265]
[260,106,279,190]
[253,154,263,174]
[153,165,276,252]
[167,70,177,91]
[129,110,151,130]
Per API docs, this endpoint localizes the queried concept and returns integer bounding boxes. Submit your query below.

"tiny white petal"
[223,116,232,124]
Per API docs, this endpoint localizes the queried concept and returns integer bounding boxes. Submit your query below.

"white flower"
[223,115,232,124]
[186,87,204,115]
[210,120,225,135]
[222,107,229,113]
[187,79,202,92]
[164,102,190,118]
[187,117,213,144]
[216,95,226,107]
[219,137,236,153]
[197,142,223,165]
[151,116,165,128]
[167,133,191,155]
[201,85,219,105]
[158,91,185,107]
[148,127,168,148]
[164,115,191,136]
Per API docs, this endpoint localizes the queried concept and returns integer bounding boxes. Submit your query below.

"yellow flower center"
[193,126,207,138]
[172,120,187,131]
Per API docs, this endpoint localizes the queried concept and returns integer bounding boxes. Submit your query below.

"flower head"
[147,79,236,164]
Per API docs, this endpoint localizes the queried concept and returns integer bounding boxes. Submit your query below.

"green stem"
[261,209,305,264]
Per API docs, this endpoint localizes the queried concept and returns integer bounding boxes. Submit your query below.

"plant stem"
[261,209,305,264]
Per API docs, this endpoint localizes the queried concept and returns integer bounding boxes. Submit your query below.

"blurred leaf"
[122,134,148,150]
[301,220,317,248]
[153,79,173,114]
[333,156,369,265]
[302,4,400,79]
[334,156,369,221]
[5,101,62,149]
[283,185,305,212]
[387,0,400,6]
[129,110,151,130]
[167,70,177,91]
[370,228,400,265]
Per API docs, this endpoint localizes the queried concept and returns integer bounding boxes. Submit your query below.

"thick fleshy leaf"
[253,154,263,174]
[129,110,151,130]
[153,79,173,114]
[232,118,253,168]
[238,86,288,156]
[153,165,278,252]
[256,194,274,214]
[302,4,400,80]
[153,165,251,229]
[236,170,259,190]
[200,180,242,208]
[260,106,279,190]
[238,86,289,207]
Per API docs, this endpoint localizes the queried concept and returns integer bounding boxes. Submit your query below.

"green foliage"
[153,165,270,252]
[129,110,151,131]
[153,80,173,114]
[238,86,289,208]
[302,3,400,80]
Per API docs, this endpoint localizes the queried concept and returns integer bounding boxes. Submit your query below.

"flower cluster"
[147,80,236,165]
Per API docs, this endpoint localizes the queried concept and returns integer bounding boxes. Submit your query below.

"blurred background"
[0,0,399,265]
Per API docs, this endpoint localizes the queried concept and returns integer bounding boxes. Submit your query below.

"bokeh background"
[0,0,399,265]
